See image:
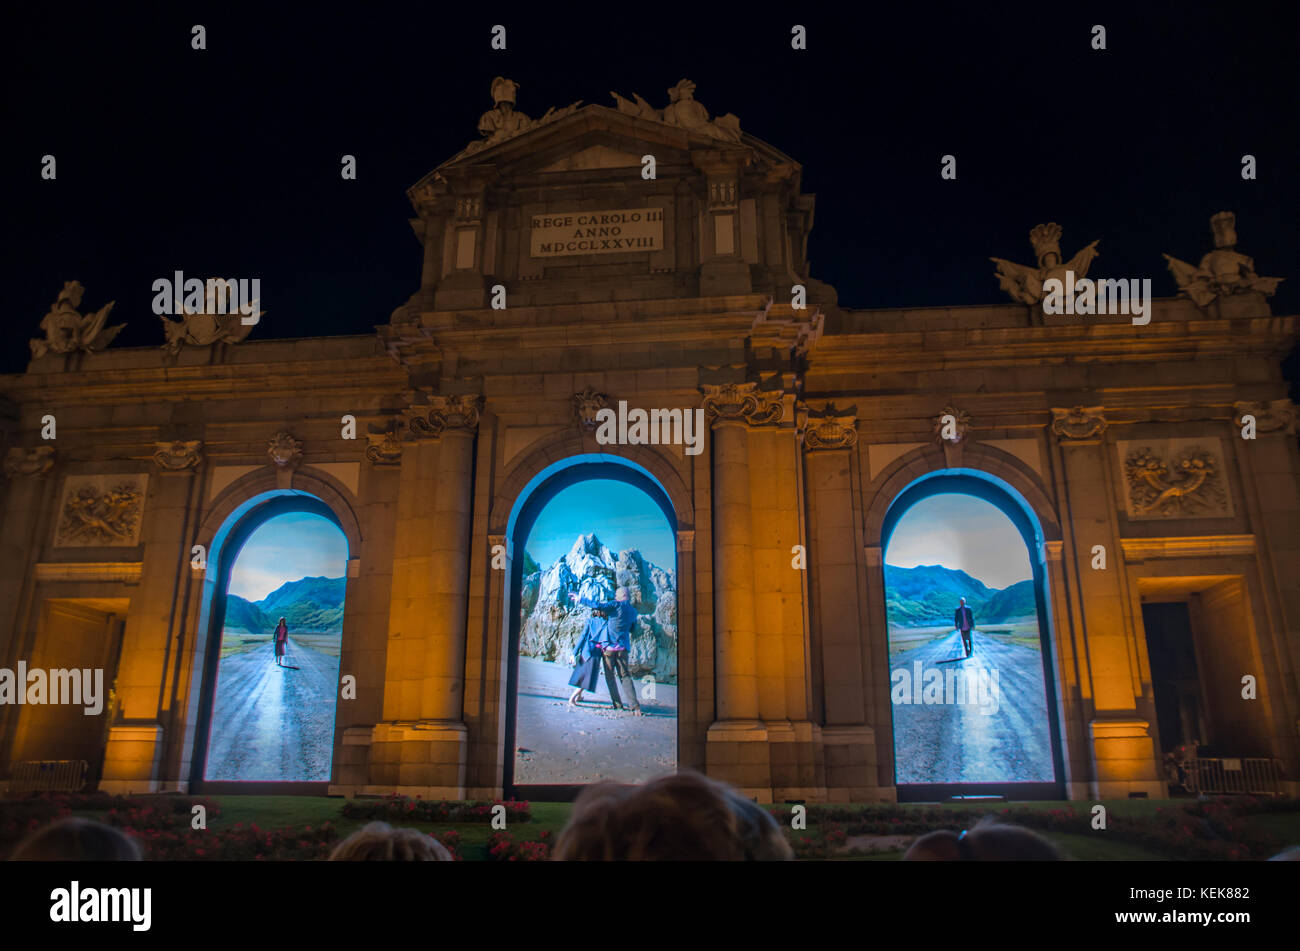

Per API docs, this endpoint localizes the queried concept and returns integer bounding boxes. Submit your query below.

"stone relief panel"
[54,473,149,547]
[1117,438,1233,520]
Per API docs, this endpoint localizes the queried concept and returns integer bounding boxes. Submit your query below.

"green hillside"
[884,564,1034,626]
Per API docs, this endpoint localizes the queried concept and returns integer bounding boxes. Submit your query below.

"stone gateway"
[1,77,1297,803]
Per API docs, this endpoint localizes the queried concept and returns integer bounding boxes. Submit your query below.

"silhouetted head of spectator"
[725,792,794,861]
[554,772,749,860]
[904,816,1064,861]
[10,817,142,861]
[328,821,453,861]
[1268,844,1300,861]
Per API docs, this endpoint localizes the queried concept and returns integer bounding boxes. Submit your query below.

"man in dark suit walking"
[955,597,975,657]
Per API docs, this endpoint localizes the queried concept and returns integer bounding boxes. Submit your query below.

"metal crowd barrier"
[1189,757,1283,796]
[5,759,89,794]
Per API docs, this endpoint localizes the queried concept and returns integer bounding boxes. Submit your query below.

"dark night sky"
[3,2,1297,383]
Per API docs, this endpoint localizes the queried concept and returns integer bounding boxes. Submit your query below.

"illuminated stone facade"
[2,81,1298,801]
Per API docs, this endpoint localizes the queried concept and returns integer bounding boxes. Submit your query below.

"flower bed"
[341,795,531,824]
[768,799,1294,860]
[485,829,552,861]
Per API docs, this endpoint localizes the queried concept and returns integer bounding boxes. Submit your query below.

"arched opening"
[505,458,678,799]
[190,494,349,791]
[882,471,1065,800]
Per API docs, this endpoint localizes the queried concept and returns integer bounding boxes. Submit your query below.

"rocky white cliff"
[520,532,677,684]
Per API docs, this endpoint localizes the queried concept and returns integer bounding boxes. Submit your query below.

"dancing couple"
[567,587,643,715]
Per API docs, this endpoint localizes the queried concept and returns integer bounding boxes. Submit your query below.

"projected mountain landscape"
[224,576,346,634]
[520,532,677,684]
[884,564,1035,628]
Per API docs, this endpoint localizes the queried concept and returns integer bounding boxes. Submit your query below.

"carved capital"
[364,431,403,467]
[676,530,695,553]
[700,382,783,427]
[803,403,859,451]
[1050,406,1108,442]
[3,445,54,478]
[405,393,483,439]
[933,406,971,444]
[1233,399,1296,436]
[572,385,611,430]
[267,431,303,468]
[153,440,203,472]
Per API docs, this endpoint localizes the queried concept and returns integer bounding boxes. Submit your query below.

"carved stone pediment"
[1050,406,1108,442]
[573,385,611,430]
[153,440,203,472]
[54,474,147,547]
[268,431,303,468]
[1233,399,1296,436]
[804,403,859,451]
[4,445,55,478]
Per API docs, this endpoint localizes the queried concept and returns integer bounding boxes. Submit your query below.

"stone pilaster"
[1049,410,1162,797]
[101,456,200,793]
[803,404,876,798]
[370,392,481,796]
[701,382,766,795]
[0,447,56,768]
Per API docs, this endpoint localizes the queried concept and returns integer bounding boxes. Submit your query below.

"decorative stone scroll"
[54,474,148,547]
[267,431,303,468]
[3,445,55,478]
[153,440,203,472]
[700,381,783,426]
[1232,399,1296,435]
[572,385,611,430]
[1118,439,1232,519]
[364,431,403,467]
[1050,406,1108,442]
[405,394,484,439]
[804,403,859,450]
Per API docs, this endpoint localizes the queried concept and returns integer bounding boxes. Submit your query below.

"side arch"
[180,466,361,788]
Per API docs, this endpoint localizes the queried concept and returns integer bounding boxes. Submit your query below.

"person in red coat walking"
[273,616,289,666]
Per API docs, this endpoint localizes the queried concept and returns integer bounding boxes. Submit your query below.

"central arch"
[503,454,681,800]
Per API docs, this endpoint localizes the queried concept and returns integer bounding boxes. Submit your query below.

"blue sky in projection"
[226,512,348,601]
[885,493,1031,590]
[526,480,675,568]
